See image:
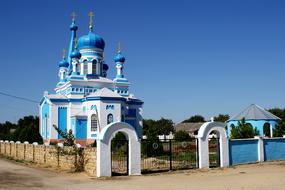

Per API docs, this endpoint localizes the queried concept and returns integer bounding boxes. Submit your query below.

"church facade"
[39,13,143,145]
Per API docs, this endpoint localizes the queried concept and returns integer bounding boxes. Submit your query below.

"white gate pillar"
[198,137,209,168]
[96,122,141,177]
[197,121,229,169]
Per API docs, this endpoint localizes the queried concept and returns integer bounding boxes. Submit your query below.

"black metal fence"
[111,139,128,176]
[111,138,220,175]
[208,138,220,168]
[141,139,198,173]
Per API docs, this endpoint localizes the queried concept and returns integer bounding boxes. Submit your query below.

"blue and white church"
[39,13,143,146]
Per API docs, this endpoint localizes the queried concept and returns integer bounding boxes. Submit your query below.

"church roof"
[46,94,67,99]
[87,87,123,98]
[228,104,281,121]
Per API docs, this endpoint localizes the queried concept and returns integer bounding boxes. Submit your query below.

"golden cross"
[62,48,66,59]
[71,11,76,21]
[88,11,95,30]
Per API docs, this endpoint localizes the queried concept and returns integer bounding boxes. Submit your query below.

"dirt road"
[1,158,285,190]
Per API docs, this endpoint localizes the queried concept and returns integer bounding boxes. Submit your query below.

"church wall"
[40,100,50,139]
[83,101,100,139]
[125,104,143,137]
[58,107,67,139]
[99,100,122,128]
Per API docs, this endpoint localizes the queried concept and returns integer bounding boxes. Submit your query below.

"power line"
[0,91,39,104]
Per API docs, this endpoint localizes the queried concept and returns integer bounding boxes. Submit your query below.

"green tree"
[230,118,259,139]
[174,130,191,140]
[214,114,230,122]
[6,115,42,143]
[143,118,174,137]
[273,121,285,137]
[53,125,75,146]
[17,124,43,144]
[182,115,205,123]
[268,108,285,121]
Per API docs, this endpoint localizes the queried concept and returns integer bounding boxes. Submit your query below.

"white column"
[72,59,77,74]
[80,63,84,75]
[198,137,209,169]
[255,136,264,162]
[270,124,273,138]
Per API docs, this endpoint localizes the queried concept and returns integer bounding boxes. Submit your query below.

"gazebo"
[226,104,280,137]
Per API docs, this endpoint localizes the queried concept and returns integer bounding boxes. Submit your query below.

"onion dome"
[78,32,105,49]
[114,51,125,63]
[70,48,81,59]
[103,63,109,71]
[59,58,69,68]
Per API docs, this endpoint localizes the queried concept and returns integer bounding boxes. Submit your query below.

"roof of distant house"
[228,104,281,121]
[175,122,204,133]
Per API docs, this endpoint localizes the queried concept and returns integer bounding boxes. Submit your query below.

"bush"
[273,121,285,137]
[174,131,191,141]
[231,118,259,139]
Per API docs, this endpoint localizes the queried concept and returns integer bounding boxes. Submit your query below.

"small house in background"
[175,122,204,137]
[226,104,281,138]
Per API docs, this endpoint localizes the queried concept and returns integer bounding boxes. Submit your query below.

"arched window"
[92,59,97,74]
[263,122,270,137]
[83,60,88,74]
[107,114,113,124]
[230,124,235,132]
[91,114,98,132]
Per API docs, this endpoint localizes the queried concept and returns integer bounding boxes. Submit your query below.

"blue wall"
[229,139,259,165]
[75,118,87,139]
[41,101,50,139]
[264,138,285,161]
[58,107,67,139]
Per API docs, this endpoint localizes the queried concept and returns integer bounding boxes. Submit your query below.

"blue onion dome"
[114,51,125,63]
[59,58,69,68]
[78,32,105,49]
[103,63,109,71]
[70,48,81,59]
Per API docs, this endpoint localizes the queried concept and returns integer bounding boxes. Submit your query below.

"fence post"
[254,136,264,162]
[16,141,20,158]
[44,145,47,163]
[32,142,38,162]
[24,141,29,160]
[196,138,199,168]
[169,139,172,170]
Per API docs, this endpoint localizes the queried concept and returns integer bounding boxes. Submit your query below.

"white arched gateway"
[197,121,229,168]
[96,122,141,177]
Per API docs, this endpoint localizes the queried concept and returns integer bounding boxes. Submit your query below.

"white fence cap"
[4,140,9,143]
[33,142,38,145]
[57,143,64,148]
[24,141,29,144]
[16,141,21,144]
[9,141,14,144]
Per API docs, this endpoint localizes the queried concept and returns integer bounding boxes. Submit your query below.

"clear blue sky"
[0,0,284,123]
